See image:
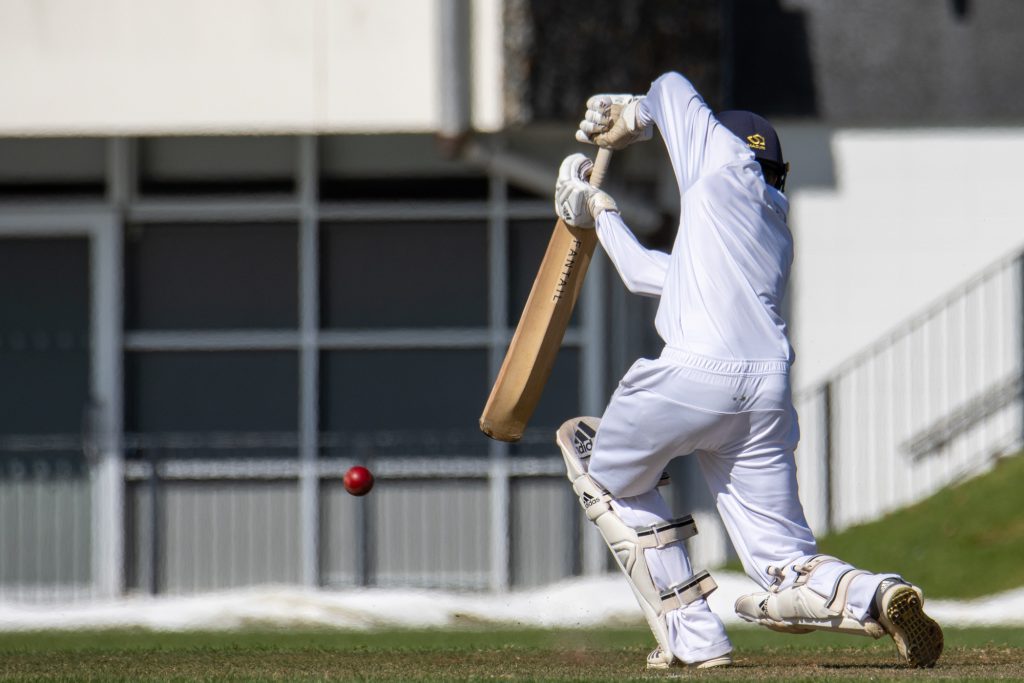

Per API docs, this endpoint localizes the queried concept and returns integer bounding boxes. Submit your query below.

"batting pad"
[556,417,718,667]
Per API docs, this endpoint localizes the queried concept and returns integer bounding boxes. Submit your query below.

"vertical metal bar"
[92,145,127,599]
[298,136,321,587]
[353,492,371,586]
[1019,254,1024,448]
[148,454,160,594]
[996,263,1010,449]
[438,0,472,143]
[106,138,136,207]
[959,290,971,467]
[487,171,511,591]
[822,381,835,534]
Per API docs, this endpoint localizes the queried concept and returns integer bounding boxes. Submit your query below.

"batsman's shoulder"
[650,71,701,99]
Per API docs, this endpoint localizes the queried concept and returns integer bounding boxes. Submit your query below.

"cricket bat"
[479,147,612,442]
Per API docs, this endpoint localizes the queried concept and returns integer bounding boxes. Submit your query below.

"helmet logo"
[746,134,767,151]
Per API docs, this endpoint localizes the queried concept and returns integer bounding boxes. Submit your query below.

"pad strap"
[825,568,872,614]
[636,515,697,550]
[660,569,718,611]
[780,554,870,615]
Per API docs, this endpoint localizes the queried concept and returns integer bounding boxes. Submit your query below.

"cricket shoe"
[646,646,732,670]
[873,579,943,668]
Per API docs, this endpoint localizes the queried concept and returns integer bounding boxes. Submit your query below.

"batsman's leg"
[557,417,731,670]
[695,409,943,668]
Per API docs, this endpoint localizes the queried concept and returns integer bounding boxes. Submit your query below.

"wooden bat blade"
[480,148,612,442]
[480,223,598,441]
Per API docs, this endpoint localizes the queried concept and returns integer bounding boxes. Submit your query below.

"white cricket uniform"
[588,72,891,663]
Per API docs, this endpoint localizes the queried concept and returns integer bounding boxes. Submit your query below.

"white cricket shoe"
[646,646,732,670]
[873,579,944,668]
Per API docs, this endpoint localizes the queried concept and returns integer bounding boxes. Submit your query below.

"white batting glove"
[554,153,619,228]
[575,94,652,150]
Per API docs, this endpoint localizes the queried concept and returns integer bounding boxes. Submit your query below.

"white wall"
[787,127,1024,390]
[0,0,504,135]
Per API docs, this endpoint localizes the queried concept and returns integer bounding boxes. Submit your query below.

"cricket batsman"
[554,71,944,669]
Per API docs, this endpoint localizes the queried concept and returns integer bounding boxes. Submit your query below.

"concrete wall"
[784,125,1024,389]
[0,0,504,135]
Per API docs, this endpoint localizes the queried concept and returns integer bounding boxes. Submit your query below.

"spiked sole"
[882,586,944,668]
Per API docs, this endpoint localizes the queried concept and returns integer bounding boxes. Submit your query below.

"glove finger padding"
[593,98,653,150]
[559,153,593,182]
[584,109,610,126]
[555,180,594,229]
[577,94,633,144]
[561,152,593,183]
[554,154,617,229]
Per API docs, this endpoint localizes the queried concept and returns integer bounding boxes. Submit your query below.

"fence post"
[822,381,835,534]
[297,135,320,588]
[489,455,511,591]
[1019,254,1024,450]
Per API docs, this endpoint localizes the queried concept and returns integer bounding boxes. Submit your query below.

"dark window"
[138,137,295,196]
[125,223,298,329]
[125,351,299,436]
[320,349,489,456]
[0,139,105,199]
[321,222,488,328]
[0,238,90,435]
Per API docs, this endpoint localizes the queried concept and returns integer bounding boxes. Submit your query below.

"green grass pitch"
[1,626,1022,681]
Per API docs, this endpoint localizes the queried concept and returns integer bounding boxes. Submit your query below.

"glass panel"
[0,238,89,435]
[138,136,295,196]
[125,351,299,458]
[0,138,105,199]
[320,177,489,201]
[321,222,487,328]
[125,223,298,329]
[318,135,487,201]
[320,349,488,456]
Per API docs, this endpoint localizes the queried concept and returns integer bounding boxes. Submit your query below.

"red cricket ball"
[344,465,374,496]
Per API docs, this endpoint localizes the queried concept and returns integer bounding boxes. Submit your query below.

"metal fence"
[0,431,585,601]
[1,254,1022,602]
[793,252,1023,534]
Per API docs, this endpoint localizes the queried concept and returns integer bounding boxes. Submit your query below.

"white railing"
[794,252,1023,534]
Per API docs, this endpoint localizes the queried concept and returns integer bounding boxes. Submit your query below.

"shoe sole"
[646,656,732,671]
[884,586,944,668]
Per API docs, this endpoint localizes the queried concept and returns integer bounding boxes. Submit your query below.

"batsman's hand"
[554,153,619,228]
[575,94,652,150]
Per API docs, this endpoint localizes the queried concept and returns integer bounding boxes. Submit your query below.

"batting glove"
[575,94,652,150]
[554,153,619,228]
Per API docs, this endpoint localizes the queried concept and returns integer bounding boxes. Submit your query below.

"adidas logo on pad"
[573,421,596,456]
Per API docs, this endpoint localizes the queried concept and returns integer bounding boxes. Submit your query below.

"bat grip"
[589,147,613,189]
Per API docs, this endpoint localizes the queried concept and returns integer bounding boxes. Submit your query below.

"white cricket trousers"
[590,348,884,663]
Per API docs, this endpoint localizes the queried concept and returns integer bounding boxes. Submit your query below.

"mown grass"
[0,626,1021,681]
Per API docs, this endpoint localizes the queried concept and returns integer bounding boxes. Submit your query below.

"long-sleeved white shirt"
[595,72,795,363]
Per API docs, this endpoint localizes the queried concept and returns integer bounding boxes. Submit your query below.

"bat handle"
[589,147,613,189]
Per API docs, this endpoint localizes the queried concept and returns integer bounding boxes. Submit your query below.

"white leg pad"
[735,555,886,638]
[557,417,718,666]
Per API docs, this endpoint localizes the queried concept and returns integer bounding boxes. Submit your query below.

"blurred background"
[0,0,1022,603]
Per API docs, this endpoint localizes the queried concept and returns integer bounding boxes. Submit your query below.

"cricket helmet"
[716,110,788,191]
